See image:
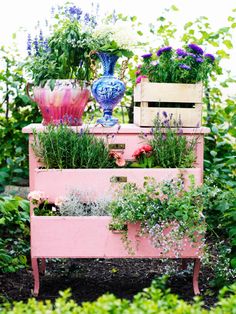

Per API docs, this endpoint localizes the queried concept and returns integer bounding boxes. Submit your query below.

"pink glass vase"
[27,80,90,126]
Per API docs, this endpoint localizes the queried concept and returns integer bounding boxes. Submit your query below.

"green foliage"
[0,195,30,273]
[31,124,116,169]
[109,177,206,253]
[0,45,41,190]
[2,280,236,313]
[139,44,215,83]
[148,114,197,168]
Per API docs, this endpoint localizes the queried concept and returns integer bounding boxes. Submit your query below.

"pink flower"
[109,151,126,167]
[135,70,141,76]
[28,190,46,204]
[136,75,147,84]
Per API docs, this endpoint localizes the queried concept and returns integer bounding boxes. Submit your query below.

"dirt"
[0,258,218,308]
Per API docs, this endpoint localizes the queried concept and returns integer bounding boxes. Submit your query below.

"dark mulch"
[0,258,218,308]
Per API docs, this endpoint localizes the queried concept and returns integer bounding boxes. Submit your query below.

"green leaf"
[223,40,233,49]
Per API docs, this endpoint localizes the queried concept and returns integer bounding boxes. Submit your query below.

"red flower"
[142,145,153,152]
[132,145,153,159]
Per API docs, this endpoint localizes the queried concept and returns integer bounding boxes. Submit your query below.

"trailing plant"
[136,44,216,84]
[130,113,197,168]
[2,279,236,313]
[109,176,206,255]
[31,124,116,169]
[0,195,30,273]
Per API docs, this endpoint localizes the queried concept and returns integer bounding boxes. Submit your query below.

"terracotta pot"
[27,80,90,126]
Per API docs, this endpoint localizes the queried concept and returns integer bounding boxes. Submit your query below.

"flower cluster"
[92,23,136,58]
[136,43,216,84]
[28,191,46,205]
[132,145,153,159]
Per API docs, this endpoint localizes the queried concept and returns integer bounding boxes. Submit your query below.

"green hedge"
[1,280,236,313]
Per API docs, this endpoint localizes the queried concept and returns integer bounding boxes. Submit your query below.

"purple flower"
[137,64,142,69]
[67,5,82,21]
[176,48,187,57]
[84,13,90,24]
[188,43,204,55]
[179,64,191,70]
[135,70,141,76]
[156,46,172,57]
[204,53,215,62]
[27,34,32,56]
[39,30,43,43]
[187,52,196,58]
[141,53,152,59]
[162,111,168,118]
[162,134,167,141]
[33,36,39,55]
[196,57,204,63]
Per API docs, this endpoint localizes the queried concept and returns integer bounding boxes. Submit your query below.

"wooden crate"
[134,79,203,127]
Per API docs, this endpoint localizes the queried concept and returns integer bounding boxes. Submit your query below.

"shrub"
[32,124,116,169]
[1,280,236,313]
[0,195,30,273]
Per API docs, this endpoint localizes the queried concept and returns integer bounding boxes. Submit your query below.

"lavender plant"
[32,124,115,169]
[137,44,215,84]
[148,112,197,168]
[109,177,206,255]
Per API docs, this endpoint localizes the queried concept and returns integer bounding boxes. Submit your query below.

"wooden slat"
[134,82,203,103]
[134,105,202,127]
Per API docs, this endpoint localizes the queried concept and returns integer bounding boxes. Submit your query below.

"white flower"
[93,22,137,50]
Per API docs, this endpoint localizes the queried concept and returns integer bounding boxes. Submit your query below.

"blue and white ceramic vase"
[91,51,126,127]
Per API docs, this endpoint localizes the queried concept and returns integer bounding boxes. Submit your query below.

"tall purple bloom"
[188,43,204,55]
[179,64,191,70]
[84,13,90,24]
[27,34,32,56]
[141,53,152,59]
[204,53,215,62]
[33,36,39,56]
[162,111,168,118]
[187,52,196,58]
[176,48,187,57]
[157,46,172,57]
[39,30,43,43]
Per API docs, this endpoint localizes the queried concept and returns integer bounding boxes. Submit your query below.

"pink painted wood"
[31,216,203,258]
[33,168,202,202]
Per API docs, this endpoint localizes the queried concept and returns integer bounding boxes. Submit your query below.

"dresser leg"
[193,258,201,295]
[40,258,46,275]
[31,258,40,296]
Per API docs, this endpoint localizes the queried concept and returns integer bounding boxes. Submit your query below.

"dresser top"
[22,123,210,134]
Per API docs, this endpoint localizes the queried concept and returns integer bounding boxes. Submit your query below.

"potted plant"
[90,23,135,126]
[25,4,97,126]
[134,44,216,127]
